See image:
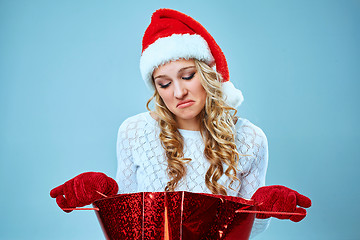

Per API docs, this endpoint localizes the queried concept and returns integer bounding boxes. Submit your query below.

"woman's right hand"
[50,172,118,212]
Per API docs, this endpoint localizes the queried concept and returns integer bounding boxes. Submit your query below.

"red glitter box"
[93,191,256,240]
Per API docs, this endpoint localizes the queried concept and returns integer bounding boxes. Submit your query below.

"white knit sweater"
[116,112,270,238]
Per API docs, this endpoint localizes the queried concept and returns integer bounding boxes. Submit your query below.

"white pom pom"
[222,81,244,108]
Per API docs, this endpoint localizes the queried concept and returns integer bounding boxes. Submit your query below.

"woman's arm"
[236,120,270,238]
[115,119,139,193]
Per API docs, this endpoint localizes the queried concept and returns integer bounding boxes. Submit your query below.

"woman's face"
[153,59,207,130]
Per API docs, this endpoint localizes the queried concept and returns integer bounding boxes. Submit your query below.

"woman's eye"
[159,82,171,88]
[182,73,195,80]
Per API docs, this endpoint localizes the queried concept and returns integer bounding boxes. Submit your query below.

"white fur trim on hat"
[140,34,214,89]
[222,81,244,108]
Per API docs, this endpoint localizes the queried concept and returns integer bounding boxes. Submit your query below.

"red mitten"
[251,185,312,222]
[50,172,118,213]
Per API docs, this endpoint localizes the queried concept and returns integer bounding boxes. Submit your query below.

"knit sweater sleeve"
[115,117,139,193]
[234,119,271,238]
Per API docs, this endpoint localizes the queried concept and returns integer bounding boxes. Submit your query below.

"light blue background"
[1,0,359,239]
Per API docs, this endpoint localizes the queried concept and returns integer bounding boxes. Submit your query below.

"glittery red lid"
[93,191,256,240]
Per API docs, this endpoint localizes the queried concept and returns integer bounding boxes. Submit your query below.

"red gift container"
[93,191,256,240]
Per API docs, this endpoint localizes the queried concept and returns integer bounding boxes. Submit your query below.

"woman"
[50,8,311,239]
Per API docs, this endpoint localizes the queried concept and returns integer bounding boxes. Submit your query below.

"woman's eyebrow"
[153,74,167,80]
[154,66,196,80]
[178,66,196,73]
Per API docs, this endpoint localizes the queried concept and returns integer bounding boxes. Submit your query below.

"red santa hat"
[140,8,244,108]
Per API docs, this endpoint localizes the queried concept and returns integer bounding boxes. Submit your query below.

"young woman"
[50,8,311,239]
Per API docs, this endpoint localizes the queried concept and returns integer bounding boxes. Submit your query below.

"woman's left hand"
[251,185,312,222]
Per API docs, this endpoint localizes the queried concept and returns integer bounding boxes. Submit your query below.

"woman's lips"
[177,100,195,109]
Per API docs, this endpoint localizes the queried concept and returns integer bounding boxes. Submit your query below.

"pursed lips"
[176,100,195,108]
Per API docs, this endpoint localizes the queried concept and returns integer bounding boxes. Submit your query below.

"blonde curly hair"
[146,59,240,195]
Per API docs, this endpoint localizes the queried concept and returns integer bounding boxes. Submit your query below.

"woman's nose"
[174,81,188,99]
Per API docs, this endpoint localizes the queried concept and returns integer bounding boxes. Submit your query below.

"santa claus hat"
[140,8,244,108]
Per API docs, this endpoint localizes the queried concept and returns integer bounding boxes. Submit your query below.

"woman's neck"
[149,111,201,131]
[175,117,201,131]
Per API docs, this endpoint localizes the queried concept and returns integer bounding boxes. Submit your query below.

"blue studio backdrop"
[0,0,359,239]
